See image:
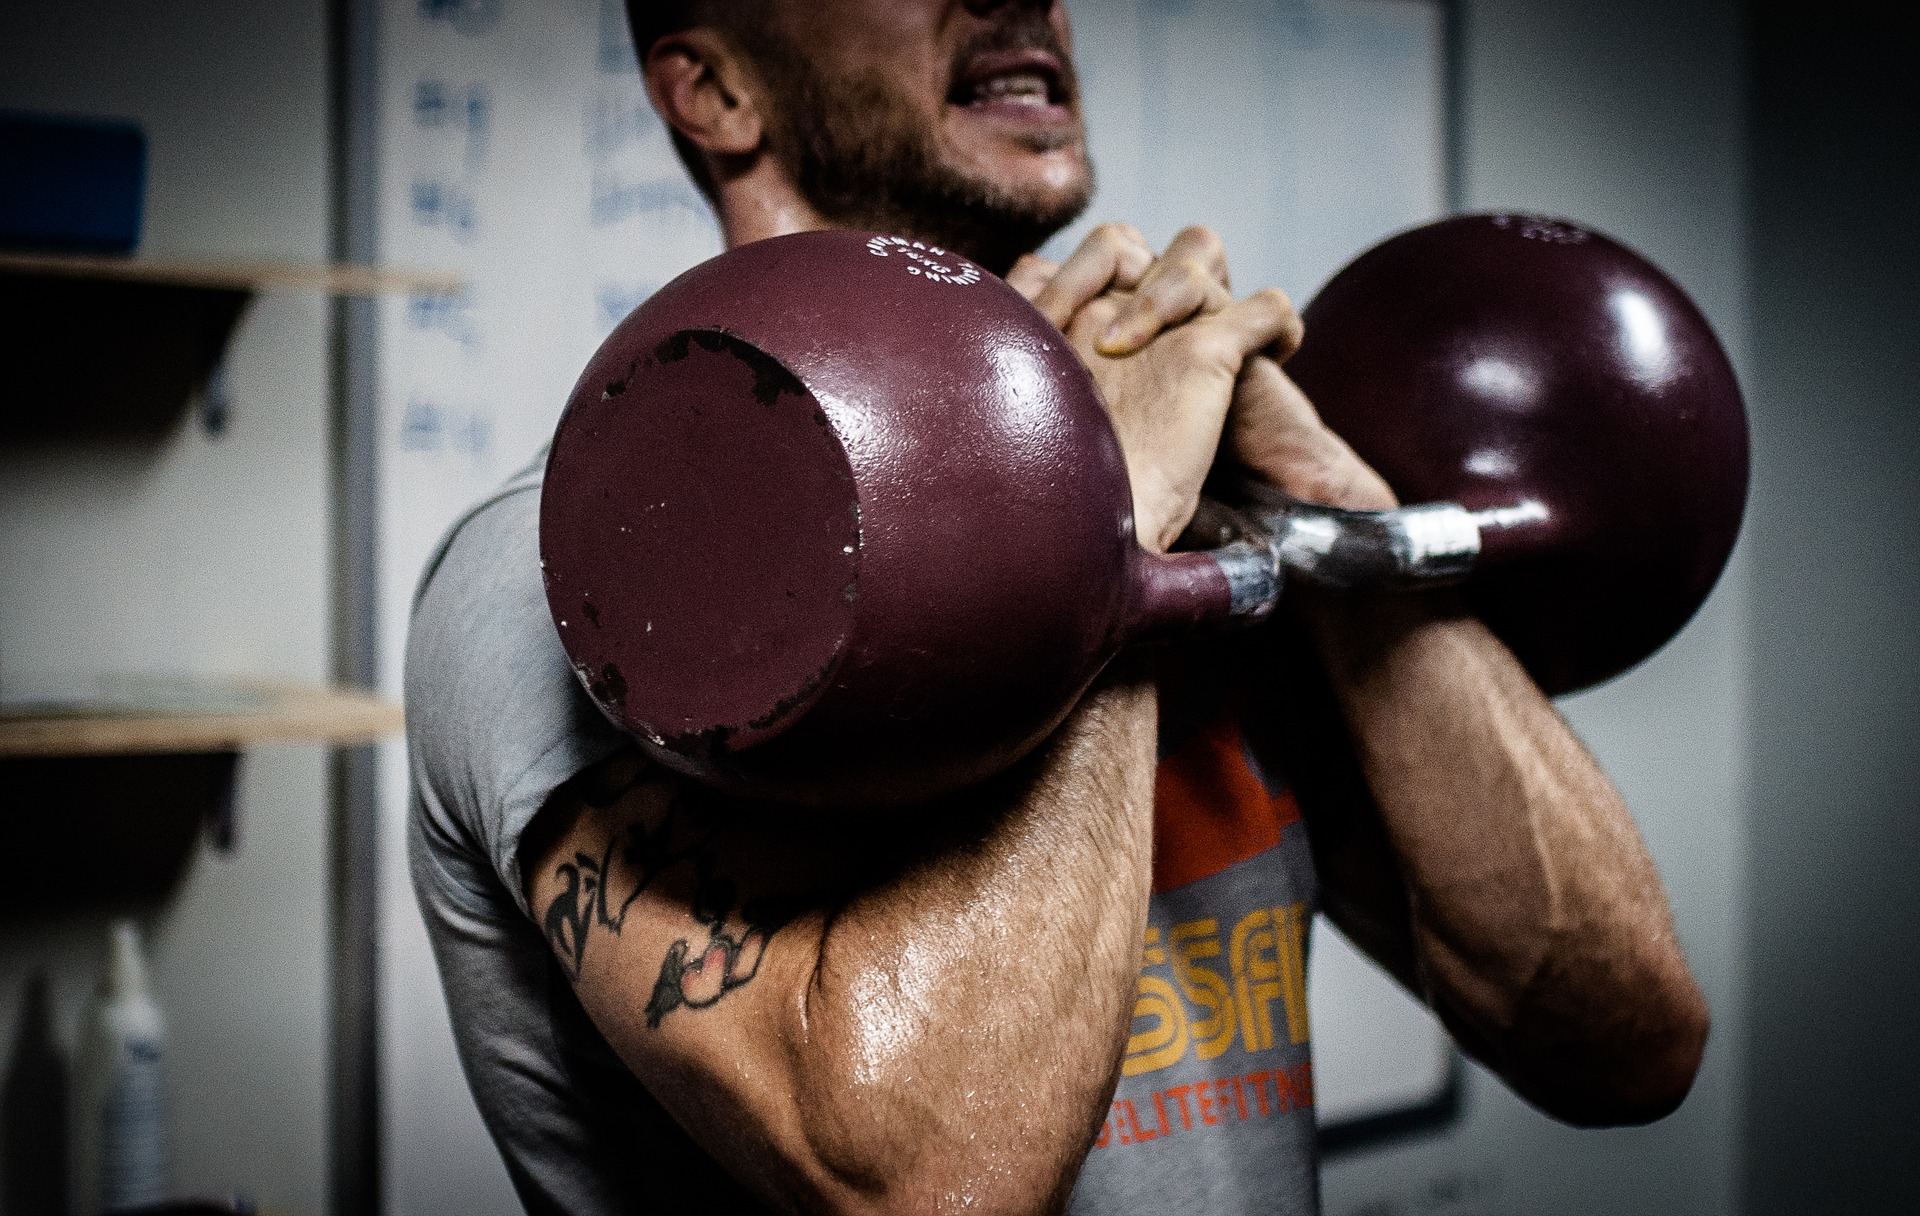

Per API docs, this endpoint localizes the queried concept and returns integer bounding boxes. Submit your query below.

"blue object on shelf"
[0,111,147,253]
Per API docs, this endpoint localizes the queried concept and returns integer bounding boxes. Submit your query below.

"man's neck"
[715,158,830,249]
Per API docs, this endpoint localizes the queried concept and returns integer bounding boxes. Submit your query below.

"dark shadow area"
[1,971,68,1216]
[0,271,248,442]
[1744,1,1920,1211]
[0,752,233,916]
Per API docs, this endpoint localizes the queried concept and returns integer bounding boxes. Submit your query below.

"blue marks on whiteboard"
[584,94,669,162]
[598,0,639,73]
[414,81,491,138]
[595,281,657,333]
[400,397,493,458]
[415,80,491,166]
[409,291,481,351]
[590,173,704,225]
[417,0,501,37]
[412,180,479,240]
[583,92,697,226]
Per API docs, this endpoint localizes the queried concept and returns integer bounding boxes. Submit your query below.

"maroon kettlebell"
[540,231,1274,807]
[1279,214,1749,693]
[542,218,1749,806]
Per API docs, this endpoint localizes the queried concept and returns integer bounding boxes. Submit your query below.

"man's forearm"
[1221,357,1705,1122]
[532,674,1161,1216]
[1302,593,1709,1124]
[790,675,1158,1212]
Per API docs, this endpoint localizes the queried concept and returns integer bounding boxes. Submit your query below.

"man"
[406,2,1710,1213]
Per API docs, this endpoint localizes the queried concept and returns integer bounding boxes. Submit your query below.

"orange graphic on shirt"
[1124,906,1310,1077]
[1121,710,1310,1079]
[1152,708,1301,894]
[1093,1063,1317,1150]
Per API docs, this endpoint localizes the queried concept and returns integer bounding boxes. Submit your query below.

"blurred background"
[0,0,1914,1213]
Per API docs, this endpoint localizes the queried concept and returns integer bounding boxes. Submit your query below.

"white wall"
[0,2,334,1211]
[1318,2,1751,1213]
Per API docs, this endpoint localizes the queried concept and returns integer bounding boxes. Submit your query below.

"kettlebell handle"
[1231,472,1562,592]
[1125,536,1282,642]
[1124,475,1565,643]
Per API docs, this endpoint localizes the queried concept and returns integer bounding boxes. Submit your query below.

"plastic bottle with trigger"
[70,918,170,1214]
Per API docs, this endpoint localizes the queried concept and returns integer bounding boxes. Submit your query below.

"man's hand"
[1008,224,1300,552]
[1225,357,1398,512]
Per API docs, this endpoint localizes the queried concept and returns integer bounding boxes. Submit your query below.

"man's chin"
[942,105,1090,186]
[777,88,1090,274]
[959,149,1091,212]
[921,143,1093,268]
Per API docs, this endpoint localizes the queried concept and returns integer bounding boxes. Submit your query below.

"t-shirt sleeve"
[405,483,627,920]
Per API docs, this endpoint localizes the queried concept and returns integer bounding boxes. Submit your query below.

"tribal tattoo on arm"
[539,762,801,1028]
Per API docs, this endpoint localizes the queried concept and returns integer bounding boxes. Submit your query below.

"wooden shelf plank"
[0,682,404,758]
[0,250,463,296]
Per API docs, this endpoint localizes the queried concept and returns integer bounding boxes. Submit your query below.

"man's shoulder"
[406,460,551,716]
[413,449,548,612]
[406,451,626,913]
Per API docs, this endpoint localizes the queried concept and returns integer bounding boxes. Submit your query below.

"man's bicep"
[519,752,841,1201]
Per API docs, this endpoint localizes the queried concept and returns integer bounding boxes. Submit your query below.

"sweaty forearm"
[1303,593,1708,1124]
[791,676,1159,1213]
[529,675,1160,1215]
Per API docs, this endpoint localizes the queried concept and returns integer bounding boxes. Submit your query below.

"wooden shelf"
[0,252,459,440]
[0,681,403,758]
[0,249,463,296]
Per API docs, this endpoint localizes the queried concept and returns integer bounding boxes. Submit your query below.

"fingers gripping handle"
[1124,540,1282,643]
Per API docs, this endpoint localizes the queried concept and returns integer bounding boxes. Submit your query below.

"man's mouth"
[949,49,1073,119]
[973,72,1055,106]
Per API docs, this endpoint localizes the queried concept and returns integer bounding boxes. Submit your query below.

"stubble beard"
[750,26,1094,276]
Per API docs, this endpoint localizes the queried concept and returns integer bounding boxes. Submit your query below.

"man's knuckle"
[1172,326,1225,362]
[1174,223,1220,248]
[1178,257,1214,284]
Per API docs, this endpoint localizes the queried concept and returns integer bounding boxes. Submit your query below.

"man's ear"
[644,29,767,160]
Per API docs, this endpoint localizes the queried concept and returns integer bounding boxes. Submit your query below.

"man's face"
[752,0,1092,274]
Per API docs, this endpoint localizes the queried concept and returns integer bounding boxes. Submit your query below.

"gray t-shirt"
[407,463,1322,1214]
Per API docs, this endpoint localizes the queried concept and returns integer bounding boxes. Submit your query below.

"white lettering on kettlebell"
[1491,214,1590,245]
[866,234,983,285]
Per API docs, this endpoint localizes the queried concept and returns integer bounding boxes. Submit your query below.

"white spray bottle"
[70,917,170,1214]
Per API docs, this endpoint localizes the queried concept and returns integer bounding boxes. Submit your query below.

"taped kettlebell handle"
[1124,536,1282,642]
[1120,479,1489,644]
[1203,473,1566,598]
[1124,482,1494,644]
[1222,477,1483,592]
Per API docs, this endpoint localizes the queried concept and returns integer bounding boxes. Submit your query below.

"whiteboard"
[368,3,1451,1211]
